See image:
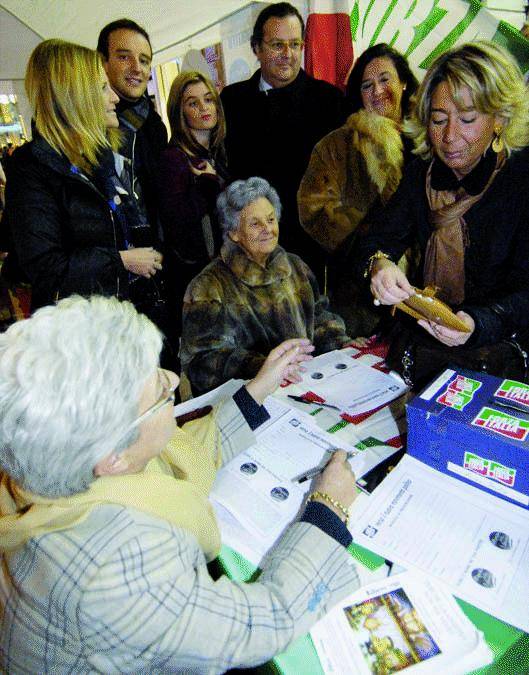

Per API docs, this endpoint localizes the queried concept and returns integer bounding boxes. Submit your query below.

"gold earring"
[492,126,504,153]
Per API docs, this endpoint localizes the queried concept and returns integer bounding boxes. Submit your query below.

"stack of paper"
[211,400,361,564]
[311,570,492,674]
[188,351,410,565]
[275,349,408,442]
[350,454,529,632]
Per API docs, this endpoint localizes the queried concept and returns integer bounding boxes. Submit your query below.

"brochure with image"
[311,571,492,674]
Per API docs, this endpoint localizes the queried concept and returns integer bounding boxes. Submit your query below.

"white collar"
[259,75,274,92]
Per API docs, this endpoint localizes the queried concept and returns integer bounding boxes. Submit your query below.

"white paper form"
[211,411,367,562]
[311,570,492,675]
[213,412,361,524]
[309,360,407,416]
[279,349,408,417]
[350,455,529,631]
[249,412,361,480]
[274,351,408,449]
[212,451,306,539]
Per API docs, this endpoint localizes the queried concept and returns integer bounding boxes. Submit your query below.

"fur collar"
[345,109,404,197]
[220,239,291,287]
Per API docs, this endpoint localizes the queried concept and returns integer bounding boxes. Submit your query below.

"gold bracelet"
[307,490,349,526]
[364,250,391,278]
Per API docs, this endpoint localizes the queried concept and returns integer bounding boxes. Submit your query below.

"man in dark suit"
[221,3,345,284]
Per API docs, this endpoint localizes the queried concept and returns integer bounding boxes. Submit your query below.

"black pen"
[287,394,340,411]
[293,450,358,483]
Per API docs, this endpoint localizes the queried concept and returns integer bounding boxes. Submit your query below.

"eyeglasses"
[128,368,176,432]
[262,39,304,53]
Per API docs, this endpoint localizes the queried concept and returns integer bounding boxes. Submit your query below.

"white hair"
[216,176,282,240]
[0,295,162,497]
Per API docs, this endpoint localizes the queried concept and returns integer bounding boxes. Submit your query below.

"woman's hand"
[370,258,415,305]
[313,450,357,517]
[418,311,475,347]
[120,247,163,278]
[189,160,217,177]
[245,338,315,404]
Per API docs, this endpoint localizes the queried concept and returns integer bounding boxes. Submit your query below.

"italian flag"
[305,0,354,90]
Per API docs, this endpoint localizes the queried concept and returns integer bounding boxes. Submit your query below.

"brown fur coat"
[297,109,404,253]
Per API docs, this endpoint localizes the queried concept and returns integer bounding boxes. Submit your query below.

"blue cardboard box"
[406,367,529,509]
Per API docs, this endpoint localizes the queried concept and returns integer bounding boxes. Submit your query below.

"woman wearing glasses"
[0,295,359,673]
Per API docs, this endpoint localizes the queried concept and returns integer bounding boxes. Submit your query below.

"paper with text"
[350,455,529,631]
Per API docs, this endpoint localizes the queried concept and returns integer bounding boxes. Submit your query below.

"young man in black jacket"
[97,18,167,234]
[98,19,177,368]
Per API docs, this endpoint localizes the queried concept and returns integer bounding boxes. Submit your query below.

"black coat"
[355,148,529,347]
[3,137,128,310]
[221,69,345,280]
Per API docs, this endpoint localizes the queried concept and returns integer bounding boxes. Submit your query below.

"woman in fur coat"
[297,44,418,336]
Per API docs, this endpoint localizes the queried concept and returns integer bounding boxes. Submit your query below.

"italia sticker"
[463,451,516,487]
[495,380,529,410]
[472,407,529,442]
[437,375,482,411]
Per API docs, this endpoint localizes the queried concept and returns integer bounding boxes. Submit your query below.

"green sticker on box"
[472,406,529,442]
[464,450,516,487]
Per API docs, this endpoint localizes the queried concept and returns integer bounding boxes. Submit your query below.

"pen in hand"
[293,450,358,483]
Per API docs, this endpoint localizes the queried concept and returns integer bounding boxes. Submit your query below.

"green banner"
[351,0,529,74]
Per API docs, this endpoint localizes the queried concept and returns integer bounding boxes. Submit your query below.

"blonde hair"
[406,40,529,159]
[26,39,119,173]
[166,71,226,158]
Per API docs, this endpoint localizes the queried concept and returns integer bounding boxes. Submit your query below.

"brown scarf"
[423,152,505,305]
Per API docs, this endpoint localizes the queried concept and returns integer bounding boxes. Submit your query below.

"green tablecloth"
[218,542,529,675]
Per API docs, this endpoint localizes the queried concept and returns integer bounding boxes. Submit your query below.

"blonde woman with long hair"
[3,39,165,316]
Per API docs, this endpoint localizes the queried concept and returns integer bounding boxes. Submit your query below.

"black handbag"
[385,320,529,391]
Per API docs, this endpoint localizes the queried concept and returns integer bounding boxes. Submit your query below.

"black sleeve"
[353,159,425,284]
[301,500,352,548]
[233,385,271,431]
[5,149,122,308]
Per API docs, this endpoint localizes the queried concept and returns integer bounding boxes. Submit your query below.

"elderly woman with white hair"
[181,176,351,395]
[0,295,360,673]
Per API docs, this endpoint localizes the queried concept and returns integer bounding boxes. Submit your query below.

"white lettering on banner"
[413,3,498,69]
[360,1,393,47]
[352,0,500,76]
[379,1,436,55]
